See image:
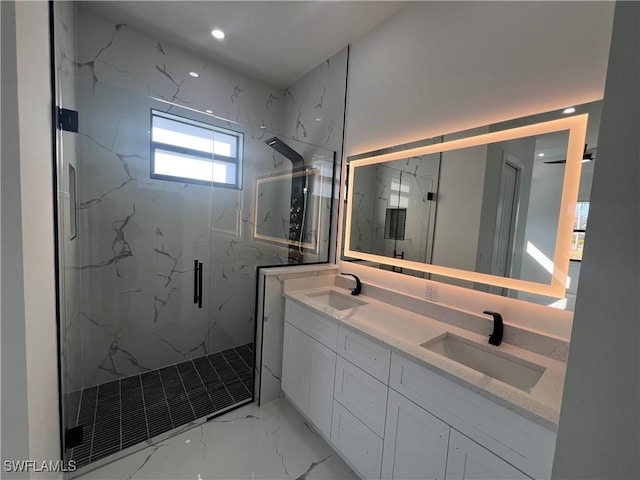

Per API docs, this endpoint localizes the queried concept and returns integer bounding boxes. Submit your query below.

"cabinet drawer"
[331,400,383,480]
[334,356,388,437]
[337,326,391,384]
[285,300,338,350]
[389,353,555,479]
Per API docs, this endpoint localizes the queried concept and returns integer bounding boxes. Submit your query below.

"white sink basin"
[305,290,368,311]
[421,333,545,392]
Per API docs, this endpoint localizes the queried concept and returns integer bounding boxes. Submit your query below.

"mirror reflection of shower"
[264,137,311,264]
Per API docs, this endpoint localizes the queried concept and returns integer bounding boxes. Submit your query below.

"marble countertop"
[284,286,566,432]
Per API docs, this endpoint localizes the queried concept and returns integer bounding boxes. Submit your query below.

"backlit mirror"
[343,101,602,310]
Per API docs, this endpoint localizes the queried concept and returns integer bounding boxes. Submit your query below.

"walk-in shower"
[51,3,337,473]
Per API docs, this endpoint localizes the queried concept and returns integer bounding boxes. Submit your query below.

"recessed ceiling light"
[315,118,322,122]
[205,109,213,114]
[538,152,545,157]
[563,107,576,114]
[189,71,199,78]
[211,29,225,40]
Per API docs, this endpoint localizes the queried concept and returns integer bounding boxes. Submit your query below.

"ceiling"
[81,1,406,88]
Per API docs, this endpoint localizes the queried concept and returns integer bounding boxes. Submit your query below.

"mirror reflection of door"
[490,156,521,295]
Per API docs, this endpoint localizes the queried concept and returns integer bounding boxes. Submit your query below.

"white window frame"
[150,109,243,189]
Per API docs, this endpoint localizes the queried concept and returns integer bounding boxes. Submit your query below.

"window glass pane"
[153,149,237,185]
[152,116,214,154]
[214,131,237,157]
[154,149,217,183]
[570,231,585,261]
[574,202,589,230]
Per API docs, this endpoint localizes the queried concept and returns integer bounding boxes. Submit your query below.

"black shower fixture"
[264,136,304,164]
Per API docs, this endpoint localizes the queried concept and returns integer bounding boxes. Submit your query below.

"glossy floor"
[76,398,357,480]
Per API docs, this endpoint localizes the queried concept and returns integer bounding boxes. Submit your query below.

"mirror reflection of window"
[390,177,410,208]
[570,202,589,261]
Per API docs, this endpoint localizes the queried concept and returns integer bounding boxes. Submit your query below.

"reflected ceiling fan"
[544,144,596,164]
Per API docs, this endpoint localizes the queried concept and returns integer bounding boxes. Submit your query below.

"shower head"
[264,137,304,164]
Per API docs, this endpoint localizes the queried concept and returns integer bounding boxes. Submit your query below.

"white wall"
[340,1,614,338]
[552,2,640,477]
[0,1,62,476]
[432,144,487,282]
[1,1,31,476]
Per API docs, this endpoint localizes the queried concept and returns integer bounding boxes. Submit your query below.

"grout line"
[221,349,251,396]
[190,359,218,411]
[157,370,176,429]
[205,354,238,404]
[234,344,253,372]
[174,364,198,421]
[138,374,151,441]
[88,388,99,463]
[118,379,123,451]
[70,388,85,461]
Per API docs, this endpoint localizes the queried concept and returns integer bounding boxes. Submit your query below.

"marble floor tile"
[77,398,357,480]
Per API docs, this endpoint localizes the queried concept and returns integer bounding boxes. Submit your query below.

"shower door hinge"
[57,107,79,133]
[64,425,83,450]
[427,192,436,201]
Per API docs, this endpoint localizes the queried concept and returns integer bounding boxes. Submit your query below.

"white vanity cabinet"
[382,388,450,480]
[281,297,554,480]
[282,301,338,439]
[282,322,336,438]
[446,429,530,480]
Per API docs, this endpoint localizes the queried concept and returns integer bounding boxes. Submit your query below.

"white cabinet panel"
[389,353,555,479]
[332,400,383,480]
[308,338,336,438]
[282,322,310,412]
[382,389,449,480]
[282,321,336,439]
[338,326,391,384]
[446,429,531,480]
[334,356,388,437]
[286,300,339,350]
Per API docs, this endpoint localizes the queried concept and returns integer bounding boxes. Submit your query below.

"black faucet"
[483,311,503,346]
[341,273,362,296]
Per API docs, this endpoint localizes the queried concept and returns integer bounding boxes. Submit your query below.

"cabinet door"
[282,322,310,412]
[332,401,383,480]
[308,338,336,438]
[382,389,449,480]
[445,429,530,480]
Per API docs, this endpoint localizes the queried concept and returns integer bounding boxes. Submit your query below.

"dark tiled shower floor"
[67,344,254,468]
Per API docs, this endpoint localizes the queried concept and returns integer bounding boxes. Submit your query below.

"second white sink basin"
[421,333,545,392]
[305,290,367,311]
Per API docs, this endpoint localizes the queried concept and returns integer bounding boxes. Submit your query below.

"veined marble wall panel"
[53,1,84,397]
[73,7,345,388]
[280,47,348,154]
[280,47,348,263]
[75,7,283,132]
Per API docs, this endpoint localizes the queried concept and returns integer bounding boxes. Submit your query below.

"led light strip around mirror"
[344,114,589,298]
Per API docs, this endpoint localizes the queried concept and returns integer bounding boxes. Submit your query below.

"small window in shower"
[384,208,407,240]
[151,110,243,188]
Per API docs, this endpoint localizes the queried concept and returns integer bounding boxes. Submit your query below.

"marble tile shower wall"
[54,1,83,394]
[66,7,347,389]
